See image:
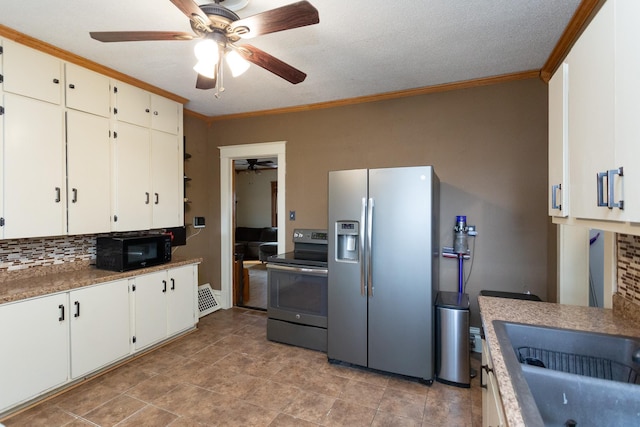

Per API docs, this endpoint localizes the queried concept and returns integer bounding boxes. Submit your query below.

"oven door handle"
[267,264,328,276]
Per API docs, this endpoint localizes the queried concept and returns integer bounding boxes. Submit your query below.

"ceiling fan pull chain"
[215,48,225,99]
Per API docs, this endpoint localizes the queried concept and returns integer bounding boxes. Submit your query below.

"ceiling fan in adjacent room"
[235,158,277,173]
[90,0,319,97]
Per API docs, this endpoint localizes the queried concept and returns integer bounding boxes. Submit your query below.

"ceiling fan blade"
[229,1,319,39]
[236,44,306,84]
[170,0,211,28]
[90,31,196,42]
[196,73,217,90]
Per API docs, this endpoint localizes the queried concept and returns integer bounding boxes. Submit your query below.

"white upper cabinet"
[65,63,111,117]
[564,0,640,223]
[2,93,66,239]
[113,80,151,127]
[548,62,569,218]
[2,39,62,104]
[151,130,183,228]
[66,110,112,235]
[112,121,151,232]
[151,94,180,135]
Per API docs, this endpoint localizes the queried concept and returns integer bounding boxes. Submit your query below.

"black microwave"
[96,234,171,272]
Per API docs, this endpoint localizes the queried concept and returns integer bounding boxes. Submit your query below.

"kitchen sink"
[493,320,640,426]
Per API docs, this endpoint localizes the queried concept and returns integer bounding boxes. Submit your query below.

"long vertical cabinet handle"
[596,171,608,207]
[360,197,367,297]
[551,184,561,210]
[74,301,80,318]
[367,197,374,297]
[58,304,65,322]
[607,167,624,210]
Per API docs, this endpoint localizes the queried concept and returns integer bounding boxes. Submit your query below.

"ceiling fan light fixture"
[193,59,217,78]
[194,38,219,62]
[226,50,250,77]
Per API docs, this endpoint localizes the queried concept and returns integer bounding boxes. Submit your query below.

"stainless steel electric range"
[266,229,328,352]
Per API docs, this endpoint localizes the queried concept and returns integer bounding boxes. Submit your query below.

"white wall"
[235,169,277,228]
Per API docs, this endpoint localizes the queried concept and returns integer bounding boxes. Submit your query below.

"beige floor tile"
[339,379,386,409]
[82,395,146,426]
[323,399,377,427]
[114,405,178,427]
[1,308,482,427]
[377,388,426,422]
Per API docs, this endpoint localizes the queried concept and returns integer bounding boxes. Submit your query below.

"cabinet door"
[567,0,615,221]
[0,294,69,413]
[2,39,62,104]
[65,63,111,117]
[113,122,151,231]
[113,81,150,127]
[481,339,506,427]
[548,63,569,217]
[66,110,112,234]
[612,0,640,222]
[133,271,168,350]
[167,265,197,336]
[3,93,66,239]
[69,280,130,379]
[151,94,179,134]
[151,130,182,228]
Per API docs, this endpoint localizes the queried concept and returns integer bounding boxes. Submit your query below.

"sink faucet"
[633,348,640,364]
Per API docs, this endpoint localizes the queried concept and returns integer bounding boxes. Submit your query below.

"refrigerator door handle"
[360,197,367,297]
[367,197,374,297]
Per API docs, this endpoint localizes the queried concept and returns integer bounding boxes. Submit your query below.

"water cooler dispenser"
[335,221,359,262]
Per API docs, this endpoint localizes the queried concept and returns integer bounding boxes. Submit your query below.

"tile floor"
[2,308,482,427]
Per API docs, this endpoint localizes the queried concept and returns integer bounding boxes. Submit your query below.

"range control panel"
[293,229,328,244]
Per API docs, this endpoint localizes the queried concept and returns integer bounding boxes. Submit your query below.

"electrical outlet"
[289,211,296,220]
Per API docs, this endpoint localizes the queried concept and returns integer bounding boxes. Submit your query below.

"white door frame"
[219,141,286,309]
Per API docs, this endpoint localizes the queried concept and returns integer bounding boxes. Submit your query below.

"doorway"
[219,142,286,310]
[234,160,278,310]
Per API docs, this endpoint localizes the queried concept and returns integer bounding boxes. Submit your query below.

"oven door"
[267,263,328,328]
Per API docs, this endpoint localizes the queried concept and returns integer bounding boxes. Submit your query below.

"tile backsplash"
[0,235,97,273]
[616,234,640,324]
[617,234,640,304]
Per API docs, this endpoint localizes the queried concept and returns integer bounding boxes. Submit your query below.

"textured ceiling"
[0,0,581,117]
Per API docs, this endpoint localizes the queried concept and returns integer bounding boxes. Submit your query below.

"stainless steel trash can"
[435,291,470,388]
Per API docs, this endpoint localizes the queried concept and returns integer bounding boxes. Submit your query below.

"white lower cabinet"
[0,293,69,413]
[69,280,130,379]
[0,263,198,416]
[482,339,506,427]
[133,264,197,351]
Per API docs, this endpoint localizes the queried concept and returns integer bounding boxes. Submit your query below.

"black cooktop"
[267,250,328,268]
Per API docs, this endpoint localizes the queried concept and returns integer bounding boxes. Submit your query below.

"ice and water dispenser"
[335,221,359,262]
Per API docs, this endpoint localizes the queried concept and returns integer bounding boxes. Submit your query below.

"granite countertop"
[0,256,203,305]
[478,296,640,427]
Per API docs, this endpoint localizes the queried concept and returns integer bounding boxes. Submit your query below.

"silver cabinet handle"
[596,171,607,207]
[360,197,366,297]
[55,187,61,203]
[72,188,78,203]
[367,197,374,297]
[607,167,624,210]
[266,263,328,276]
[551,184,561,210]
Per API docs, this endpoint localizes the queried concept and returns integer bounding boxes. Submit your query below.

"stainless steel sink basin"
[493,320,640,426]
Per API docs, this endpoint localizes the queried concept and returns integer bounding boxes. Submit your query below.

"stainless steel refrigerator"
[327,166,439,381]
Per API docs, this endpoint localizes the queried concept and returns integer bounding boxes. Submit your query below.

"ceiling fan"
[90,0,319,96]
[235,158,276,172]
